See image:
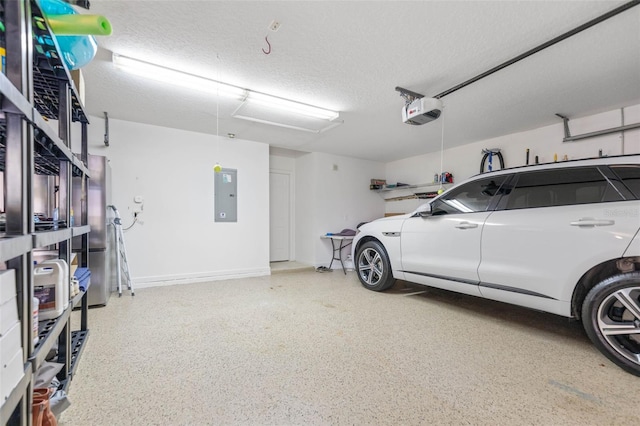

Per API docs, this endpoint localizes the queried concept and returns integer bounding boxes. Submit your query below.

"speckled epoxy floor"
[59,271,640,426]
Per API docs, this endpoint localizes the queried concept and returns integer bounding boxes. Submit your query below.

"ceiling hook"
[262,36,271,55]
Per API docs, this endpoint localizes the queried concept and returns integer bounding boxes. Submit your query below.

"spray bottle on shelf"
[52,207,59,230]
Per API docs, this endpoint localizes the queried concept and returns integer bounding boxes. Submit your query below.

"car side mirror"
[415,203,432,217]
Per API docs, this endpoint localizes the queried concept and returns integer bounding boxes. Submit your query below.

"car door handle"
[455,221,478,229]
[570,218,615,227]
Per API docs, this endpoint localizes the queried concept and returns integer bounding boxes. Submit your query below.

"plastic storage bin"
[0,321,24,401]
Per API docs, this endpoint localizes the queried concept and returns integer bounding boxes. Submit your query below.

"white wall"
[65,104,637,283]
[269,155,296,173]
[295,152,385,267]
[294,153,318,265]
[77,116,270,287]
[269,154,296,261]
[385,104,640,214]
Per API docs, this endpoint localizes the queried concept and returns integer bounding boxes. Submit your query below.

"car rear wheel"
[581,272,640,376]
[356,240,395,291]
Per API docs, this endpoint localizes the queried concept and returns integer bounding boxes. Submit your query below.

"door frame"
[269,168,295,262]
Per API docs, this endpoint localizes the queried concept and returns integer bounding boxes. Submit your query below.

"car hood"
[359,212,412,232]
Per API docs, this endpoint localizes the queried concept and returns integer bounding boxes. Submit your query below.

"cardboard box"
[70,69,85,105]
[70,252,78,277]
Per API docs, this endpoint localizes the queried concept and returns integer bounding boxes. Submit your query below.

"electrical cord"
[122,213,138,231]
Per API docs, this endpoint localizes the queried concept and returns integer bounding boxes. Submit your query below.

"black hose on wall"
[480,151,505,173]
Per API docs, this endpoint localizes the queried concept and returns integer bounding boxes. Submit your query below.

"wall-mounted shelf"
[374,182,453,193]
[375,182,453,202]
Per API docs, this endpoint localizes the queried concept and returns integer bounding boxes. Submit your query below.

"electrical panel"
[214,168,237,222]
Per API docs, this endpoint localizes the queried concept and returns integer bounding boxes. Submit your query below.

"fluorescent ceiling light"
[112,53,341,124]
[112,53,246,100]
[248,92,339,121]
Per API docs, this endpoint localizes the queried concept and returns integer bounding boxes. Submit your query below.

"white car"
[353,155,640,376]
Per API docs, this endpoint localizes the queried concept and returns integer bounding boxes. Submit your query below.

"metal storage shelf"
[71,225,91,237]
[0,364,32,424]
[30,113,89,177]
[1,114,90,177]
[33,64,87,124]
[59,330,89,393]
[0,73,33,118]
[71,288,86,309]
[29,285,87,374]
[32,228,73,248]
[0,1,91,178]
[0,235,33,262]
[30,308,72,372]
[30,0,88,124]
[1,0,92,422]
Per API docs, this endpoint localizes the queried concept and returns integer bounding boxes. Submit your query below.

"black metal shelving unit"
[1,1,92,424]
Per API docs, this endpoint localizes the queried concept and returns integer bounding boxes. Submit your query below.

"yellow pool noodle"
[46,14,112,36]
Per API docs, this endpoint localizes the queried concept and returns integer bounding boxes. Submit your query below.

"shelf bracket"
[555,113,571,139]
[104,111,110,146]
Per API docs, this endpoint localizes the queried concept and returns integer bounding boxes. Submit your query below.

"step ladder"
[109,205,134,297]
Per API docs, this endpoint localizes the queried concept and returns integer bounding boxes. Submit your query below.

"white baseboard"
[132,267,271,289]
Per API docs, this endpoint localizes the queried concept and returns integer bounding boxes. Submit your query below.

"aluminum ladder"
[109,205,135,297]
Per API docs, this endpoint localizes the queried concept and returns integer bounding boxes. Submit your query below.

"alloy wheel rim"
[358,248,384,286]
[596,286,640,366]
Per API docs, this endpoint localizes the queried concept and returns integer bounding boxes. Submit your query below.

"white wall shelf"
[374,182,453,193]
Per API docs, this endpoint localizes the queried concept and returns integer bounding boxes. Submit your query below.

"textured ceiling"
[81,1,640,162]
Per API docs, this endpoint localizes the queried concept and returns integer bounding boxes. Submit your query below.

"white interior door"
[269,172,290,262]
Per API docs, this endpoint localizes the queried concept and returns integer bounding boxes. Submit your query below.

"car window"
[502,167,623,210]
[610,165,640,199]
[431,176,508,215]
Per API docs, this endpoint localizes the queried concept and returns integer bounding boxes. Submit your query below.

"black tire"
[355,240,395,291]
[581,272,640,376]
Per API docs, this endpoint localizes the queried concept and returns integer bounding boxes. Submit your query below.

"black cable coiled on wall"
[480,151,505,173]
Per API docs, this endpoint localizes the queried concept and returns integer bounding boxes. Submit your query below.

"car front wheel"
[356,240,395,291]
[581,272,640,376]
